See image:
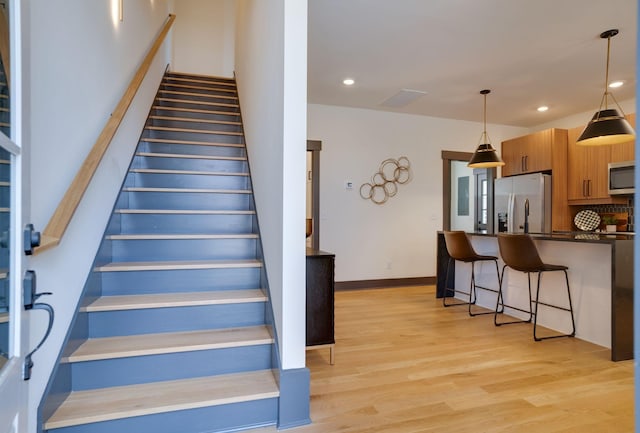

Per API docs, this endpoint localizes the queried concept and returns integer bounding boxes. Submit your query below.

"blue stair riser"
[144,129,244,145]
[0,322,8,354]
[159,84,237,97]
[0,162,9,182]
[120,191,253,211]
[0,184,8,207]
[132,155,248,173]
[126,172,251,190]
[84,303,266,337]
[99,267,262,296]
[151,107,240,123]
[116,213,256,235]
[137,141,246,158]
[157,91,238,106]
[109,238,258,262]
[46,398,278,433]
[148,117,243,133]
[155,99,240,113]
[68,344,273,390]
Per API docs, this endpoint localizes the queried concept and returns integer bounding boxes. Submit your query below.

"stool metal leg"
[443,257,469,308]
[533,270,576,341]
[494,265,533,326]
[468,260,499,317]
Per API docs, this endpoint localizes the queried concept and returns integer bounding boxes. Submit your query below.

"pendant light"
[576,29,635,146]
[468,89,505,168]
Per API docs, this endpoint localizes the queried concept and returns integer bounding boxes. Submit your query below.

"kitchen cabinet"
[610,113,636,163]
[501,129,553,177]
[306,248,335,364]
[567,123,629,205]
[500,128,570,231]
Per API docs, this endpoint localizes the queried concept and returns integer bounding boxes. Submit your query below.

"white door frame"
[0,0,28,432]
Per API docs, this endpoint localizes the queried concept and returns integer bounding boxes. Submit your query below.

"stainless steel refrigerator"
[494,172,552,233]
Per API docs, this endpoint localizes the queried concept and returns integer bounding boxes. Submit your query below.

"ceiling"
[307,0,637,128]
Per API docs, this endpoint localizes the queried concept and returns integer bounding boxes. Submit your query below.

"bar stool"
[442,231,502,317]
[495,233,576,341]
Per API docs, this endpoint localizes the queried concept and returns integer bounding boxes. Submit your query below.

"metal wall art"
[360,156,412,205]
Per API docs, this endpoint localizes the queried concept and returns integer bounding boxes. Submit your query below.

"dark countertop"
[306,247,335,257]
[461,231,634,244]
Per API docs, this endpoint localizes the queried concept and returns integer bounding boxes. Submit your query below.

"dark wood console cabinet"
[306,248,335,364]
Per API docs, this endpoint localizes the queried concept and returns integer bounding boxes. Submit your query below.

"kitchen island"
[436,231,633,361]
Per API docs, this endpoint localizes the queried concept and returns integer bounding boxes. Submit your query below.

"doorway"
[441,150,496,233]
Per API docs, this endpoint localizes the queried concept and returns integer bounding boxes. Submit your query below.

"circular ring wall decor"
[360,156,412,205]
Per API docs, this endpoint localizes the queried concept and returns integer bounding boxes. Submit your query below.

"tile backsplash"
[585,198,634,232]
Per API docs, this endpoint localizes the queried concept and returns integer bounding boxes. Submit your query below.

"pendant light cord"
[604,34,611,108]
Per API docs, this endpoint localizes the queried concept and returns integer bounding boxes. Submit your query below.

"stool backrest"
[497,233,544,272]
[443,231,477,261]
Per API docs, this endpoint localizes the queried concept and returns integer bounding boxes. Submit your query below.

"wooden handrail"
[35,14,176,254]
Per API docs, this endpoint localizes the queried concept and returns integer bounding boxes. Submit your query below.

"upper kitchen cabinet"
[567,123,628,205]
[501,128,570,231]
[610,113,636,163]
[501,129,559,176]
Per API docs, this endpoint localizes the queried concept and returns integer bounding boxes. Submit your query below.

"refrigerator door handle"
[507,193,515,233]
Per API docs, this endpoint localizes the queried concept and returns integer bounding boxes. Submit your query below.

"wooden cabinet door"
[523,129,552,173]
[567,126,589,200]
[501,130,552,176]
[567,125,611,200]
[501,137,523,177]
[610,113,635,163]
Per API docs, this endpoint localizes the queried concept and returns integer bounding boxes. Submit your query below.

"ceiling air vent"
[380,89,427,108]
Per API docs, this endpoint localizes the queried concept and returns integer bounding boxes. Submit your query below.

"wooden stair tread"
[62,325,273,363]
[123,187,251,194]
[149,115,241,126]
[44,369,278,430]
[158,90,238,101]
[81,289,267,312]
[156,97,239,108]
[114,209,255,215]
[141,137,244,148]
[145,125,243,136]
[152,105,240,116]
[96,259,263,272]
[130,168,249,176]
[136,152,246,161]
[106,233,258,240]
[0,312,8,324]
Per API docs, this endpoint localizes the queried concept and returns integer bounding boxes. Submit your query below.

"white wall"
[235,0,306,370]
[27,2,172,430]
[307,103,528,282]
[533,97,636,131]
[171,0,235,77]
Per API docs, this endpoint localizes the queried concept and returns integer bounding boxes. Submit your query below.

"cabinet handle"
[524,155,528,171]
[582,180,587,197]
[588,180,592,197]
[521,156,525,172]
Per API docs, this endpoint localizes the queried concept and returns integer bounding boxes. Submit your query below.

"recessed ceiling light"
[609,80,624,88]
[343,78,355,86]
[537,106,549,112]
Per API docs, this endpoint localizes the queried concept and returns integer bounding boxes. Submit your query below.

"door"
[0,1,28,432]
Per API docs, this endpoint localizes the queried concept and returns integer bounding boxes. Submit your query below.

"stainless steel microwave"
[608,161,635,195]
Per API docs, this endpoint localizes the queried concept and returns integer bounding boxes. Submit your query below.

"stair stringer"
[239,90,311,430]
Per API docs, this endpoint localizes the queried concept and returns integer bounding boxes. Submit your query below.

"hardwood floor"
[295,285,633,433]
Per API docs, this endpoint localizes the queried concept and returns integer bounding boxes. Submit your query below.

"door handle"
[22,270,54,380]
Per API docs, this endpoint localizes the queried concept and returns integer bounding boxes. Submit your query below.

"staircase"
[42,72,280,433]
